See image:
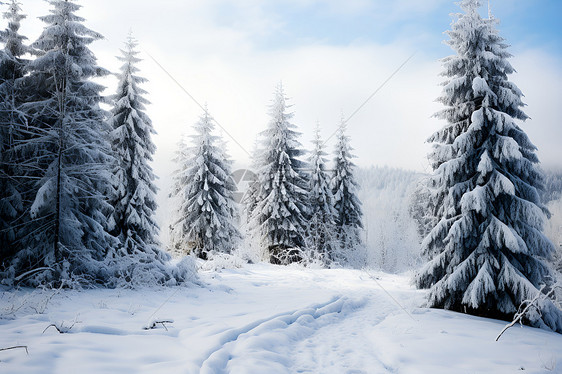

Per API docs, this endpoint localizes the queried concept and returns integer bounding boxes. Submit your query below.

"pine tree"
[169,135,190,256]
[332,119,363,259]
[409,177,439,239]
[107,34,162,263]
[0,0,29,267]
[250,84,310,264]
[6,0,117,285]
[415,0,562,332]
[170,109,241,259]
[242,139,261,226]
[305,123,337,262]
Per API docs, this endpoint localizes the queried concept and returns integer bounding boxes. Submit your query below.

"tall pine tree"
[170,108,241,259]
[332,119,363,260]
[305,123,337,263]
[0,0,29,265]
[107,34,163,263]
[250,84,310,264]
[242,139,261,227]
[415,0,561,332]
[8,0,116,285]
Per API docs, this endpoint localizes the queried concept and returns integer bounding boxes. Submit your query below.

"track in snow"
[198,296,368,374]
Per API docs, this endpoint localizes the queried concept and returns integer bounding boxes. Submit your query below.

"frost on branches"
[105,34,175,282]
[0,1,193,287]
[305,123,337,263]
[250,84,310,265]
[2,0,118,286]
[332,119,363,262]
[0,0,29,263]
[415,0,562,333]
[170,108,241,259]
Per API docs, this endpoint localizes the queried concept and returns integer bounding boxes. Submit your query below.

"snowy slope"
[1,264,561,373]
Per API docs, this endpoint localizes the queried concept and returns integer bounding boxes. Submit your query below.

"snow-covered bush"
[103,252,197,288]
[198,252,246,272]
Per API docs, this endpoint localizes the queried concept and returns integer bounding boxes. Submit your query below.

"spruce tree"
[332,119,363,258]
[107,34,163,263]
[305,123,337,262]
[415,0,562,332]
[169,135,191,256]
[242,139,261,226]
[7,0,117,285]
[250,84,310,264]
[0,0,29,264]
[170,109,241,259]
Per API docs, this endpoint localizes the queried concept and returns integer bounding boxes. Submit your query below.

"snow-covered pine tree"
[242,139,261,226]
[7,0,117,286]
[415,0,562,332]
[332,119,363,261]
[169,135,191,256]
[170,108,241,259]
[240,139,266,261]
[305,123,337,263]
[250,84,310,264]
[0,0,29,264]
[106,34,166,269]
[409,177,439,239]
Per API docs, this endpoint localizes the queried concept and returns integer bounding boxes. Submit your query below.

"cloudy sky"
[13,0,562,243]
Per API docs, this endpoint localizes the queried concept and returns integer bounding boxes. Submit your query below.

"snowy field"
[1,263,561,374]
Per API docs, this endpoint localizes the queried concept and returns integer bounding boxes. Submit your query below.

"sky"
[12,0,562,244]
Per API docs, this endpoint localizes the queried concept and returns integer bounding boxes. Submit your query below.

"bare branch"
[43,323,63,334]
[496,284,562,341]
[0,346,28,355]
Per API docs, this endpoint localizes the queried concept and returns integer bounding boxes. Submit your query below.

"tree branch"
[0,345,28,355]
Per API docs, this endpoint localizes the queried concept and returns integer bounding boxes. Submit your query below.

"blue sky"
[215,0,561,59]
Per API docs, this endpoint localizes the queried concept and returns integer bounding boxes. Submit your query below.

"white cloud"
[511,50,562,171]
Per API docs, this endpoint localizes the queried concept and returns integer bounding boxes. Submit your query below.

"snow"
[2,263,561,373]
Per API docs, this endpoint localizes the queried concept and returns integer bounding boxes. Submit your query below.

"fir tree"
[410,177,439,239]
[250,84,310,264]
[170,109,241,259]
[305,123,337,262]
[6,0,117,285]
[415,0,562,332]
[242,139,261,226]
[0,0,29,266]
[332,119,363,258]
[107,34,162,263]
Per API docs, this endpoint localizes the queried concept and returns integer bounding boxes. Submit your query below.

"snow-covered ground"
[1,263,561,373]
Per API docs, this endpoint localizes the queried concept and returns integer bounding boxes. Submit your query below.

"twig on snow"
[143,319,174,331]
[43,323,63,334]
[0,345,28,355]
[42,318,79,334]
